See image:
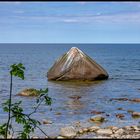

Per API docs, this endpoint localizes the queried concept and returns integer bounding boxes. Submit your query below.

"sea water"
[0,43,140,137]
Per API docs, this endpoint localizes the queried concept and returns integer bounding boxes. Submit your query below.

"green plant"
[0,63,52,139]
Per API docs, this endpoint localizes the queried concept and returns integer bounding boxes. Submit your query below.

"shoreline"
[24,124,140,139]
[5,123,140,139]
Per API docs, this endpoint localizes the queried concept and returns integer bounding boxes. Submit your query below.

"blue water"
[0,44,140,137]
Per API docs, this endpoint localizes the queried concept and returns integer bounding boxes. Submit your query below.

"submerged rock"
[17,88,41,97]
[116,114,125,119]
[47,47,109,81]
[42,119,53,124]
[129,98,140,103]
[90,115,105,123]
[132,112,140,118]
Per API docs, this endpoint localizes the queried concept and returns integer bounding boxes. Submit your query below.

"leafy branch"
[0,63,52,139]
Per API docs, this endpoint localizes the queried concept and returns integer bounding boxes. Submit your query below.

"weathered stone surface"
[60,126,77,138]
[47,47,109,81]
[96,129,113,135]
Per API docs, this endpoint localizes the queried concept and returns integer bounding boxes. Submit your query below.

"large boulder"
[47,47,109,81]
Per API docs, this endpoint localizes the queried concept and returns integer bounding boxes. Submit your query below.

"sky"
[0,1,140,43]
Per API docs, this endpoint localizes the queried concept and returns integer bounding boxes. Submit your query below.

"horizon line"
[0,43,140,44]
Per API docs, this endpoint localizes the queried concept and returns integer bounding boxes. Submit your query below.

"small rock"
[127,109,134,113]
[111,133,119,138]
[57,136,65,139]
[32,136,39,139]
[132,112,140,118]
[110,98,129,101]
[90,110,105,115]
[123,126,132,131]
[106,114,110,117]
[129,98,140,102]
[7,135,13,139]
[115,128,124,135]
[78,129,84,134]
[55,112,62,115]
[116,113,125,119]
[74,121,81,127]
[60,126,77,138]
[82,128,88,132]
[69,95,81,100]
[96,129,113,135]
[43,120,53,124]
[17,88,41,96]
[88,126,100,132]
[117,107,124,110]
[131,125,140,131]
[90,115,105,123]
[106,126,118,131]
[94,135,111,138]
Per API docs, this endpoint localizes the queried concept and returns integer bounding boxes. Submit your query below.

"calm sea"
[0,44,140,137]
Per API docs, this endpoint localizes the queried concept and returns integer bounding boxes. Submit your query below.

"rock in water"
[47,47,109,81]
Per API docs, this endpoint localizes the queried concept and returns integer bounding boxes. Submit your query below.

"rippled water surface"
[0,44,140,137]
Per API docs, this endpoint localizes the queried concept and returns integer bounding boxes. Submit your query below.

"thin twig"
[28,98,44,116]
[5,74,12,139]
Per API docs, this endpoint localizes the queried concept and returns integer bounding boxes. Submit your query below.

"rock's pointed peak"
[67,47,84,58]
[47,47,109,81]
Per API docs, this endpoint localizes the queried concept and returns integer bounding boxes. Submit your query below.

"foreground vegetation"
[0,63,52,139]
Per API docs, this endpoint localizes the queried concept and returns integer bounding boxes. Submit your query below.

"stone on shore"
[60,126,77,138]
[88,126,100,132]
[96,129,113,136]
[47,47,109,81]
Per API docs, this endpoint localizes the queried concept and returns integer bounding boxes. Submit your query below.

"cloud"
[0,2,21,5]
[63,19,79,23]
[7,11,140,25]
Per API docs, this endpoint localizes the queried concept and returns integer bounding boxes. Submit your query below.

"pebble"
[57,136,65,139]
[116,113,125,119]
[132,112,140,118]
[82,128,88,132]
[90,115,105,123]
[78,129,84,134]
[131,125,140,131]
[32,136,39,139]
[55,112,62,115]
[43,120,53,124]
